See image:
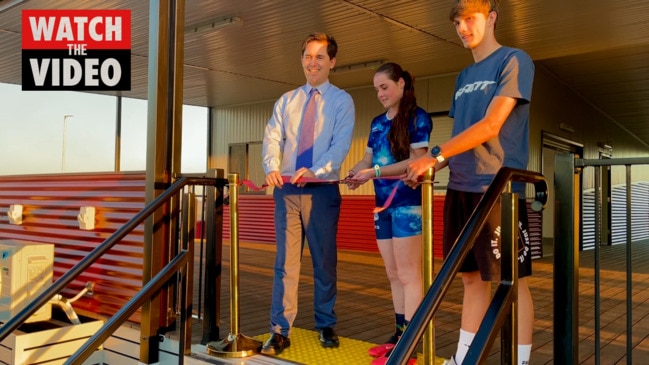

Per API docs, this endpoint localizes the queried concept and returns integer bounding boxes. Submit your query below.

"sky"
[0,82,207,175]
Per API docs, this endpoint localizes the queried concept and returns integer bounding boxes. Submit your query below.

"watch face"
[431,145,441,156]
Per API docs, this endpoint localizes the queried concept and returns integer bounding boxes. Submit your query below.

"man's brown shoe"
[261,333,290,355]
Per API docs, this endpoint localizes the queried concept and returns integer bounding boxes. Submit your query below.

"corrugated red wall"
[223,194,447,258]
[0,172,146,322]
[0,171,542,325]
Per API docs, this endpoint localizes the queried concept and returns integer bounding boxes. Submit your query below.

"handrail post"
[594,165,601,363]
[500,186,518,365]
[553,153,579,364]
[180,191,196,357]
[421,167,435,364]
[202,168,225,344]
[206,173,262,358]
[624,164,633,363]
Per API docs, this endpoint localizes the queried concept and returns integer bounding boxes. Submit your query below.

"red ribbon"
[373,180,402,213]
[240,175,339,191]
[239,175,402,213]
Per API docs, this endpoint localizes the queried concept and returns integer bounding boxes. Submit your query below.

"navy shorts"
[443,189,532,281]
[374,205,422,239]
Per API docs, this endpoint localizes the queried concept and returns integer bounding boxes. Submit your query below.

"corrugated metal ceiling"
[1,0,648,147]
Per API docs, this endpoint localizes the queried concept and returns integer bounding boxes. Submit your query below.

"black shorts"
[443,189,532,281]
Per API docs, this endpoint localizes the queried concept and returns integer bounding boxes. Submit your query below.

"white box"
[0,240,54,323]
[0,315,104,365]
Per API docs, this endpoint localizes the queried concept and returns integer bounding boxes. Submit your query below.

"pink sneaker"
[368,334,400,357]
[368,343,395,358]
[370,354,417,365]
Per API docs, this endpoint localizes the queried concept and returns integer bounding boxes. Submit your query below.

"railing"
[388,167,548,365]
[179,170,226,345]
[554,154,649,365]
[0,174,227,365]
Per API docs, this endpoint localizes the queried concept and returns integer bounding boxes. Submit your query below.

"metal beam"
[142,0,186,362]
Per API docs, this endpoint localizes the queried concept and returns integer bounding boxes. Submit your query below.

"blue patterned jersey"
[367,106,432,207]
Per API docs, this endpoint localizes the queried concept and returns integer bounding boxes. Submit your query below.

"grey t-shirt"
[448,46,535,194]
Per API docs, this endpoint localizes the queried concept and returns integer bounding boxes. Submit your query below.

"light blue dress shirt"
[262,80,355,181]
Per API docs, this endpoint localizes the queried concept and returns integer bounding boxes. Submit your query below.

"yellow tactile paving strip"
[250,328,446,365]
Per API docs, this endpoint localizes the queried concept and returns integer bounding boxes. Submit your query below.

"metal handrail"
[388,167,548,365]
[0,175,223,362]
[68,249,191,364]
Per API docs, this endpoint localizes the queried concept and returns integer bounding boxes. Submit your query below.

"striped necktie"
[296,88,318,169]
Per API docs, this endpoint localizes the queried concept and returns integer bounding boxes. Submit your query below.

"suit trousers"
[269,183,341,336]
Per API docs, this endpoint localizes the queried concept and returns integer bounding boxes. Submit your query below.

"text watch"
[431,145,445,163]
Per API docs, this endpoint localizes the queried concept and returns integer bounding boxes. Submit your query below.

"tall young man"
[405,1,535,364]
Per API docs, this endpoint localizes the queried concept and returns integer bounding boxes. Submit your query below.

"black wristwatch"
[431,145,445,163]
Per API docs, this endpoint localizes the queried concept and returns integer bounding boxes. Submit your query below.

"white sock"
[455,329,475,365]
[518,344,532,365]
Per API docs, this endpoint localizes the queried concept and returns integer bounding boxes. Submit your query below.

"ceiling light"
[559,122,575,133]
[185,16,243,34]
[332,60,385,74]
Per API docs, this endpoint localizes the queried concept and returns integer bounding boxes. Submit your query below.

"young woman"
[347,62,432,365]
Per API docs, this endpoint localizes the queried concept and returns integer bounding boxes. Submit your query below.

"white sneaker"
[442,356,457,365]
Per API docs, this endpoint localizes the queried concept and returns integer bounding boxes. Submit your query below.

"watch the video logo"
[22,9,131,91]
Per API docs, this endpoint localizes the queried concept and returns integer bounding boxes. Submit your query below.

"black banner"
[22,49,131,91]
